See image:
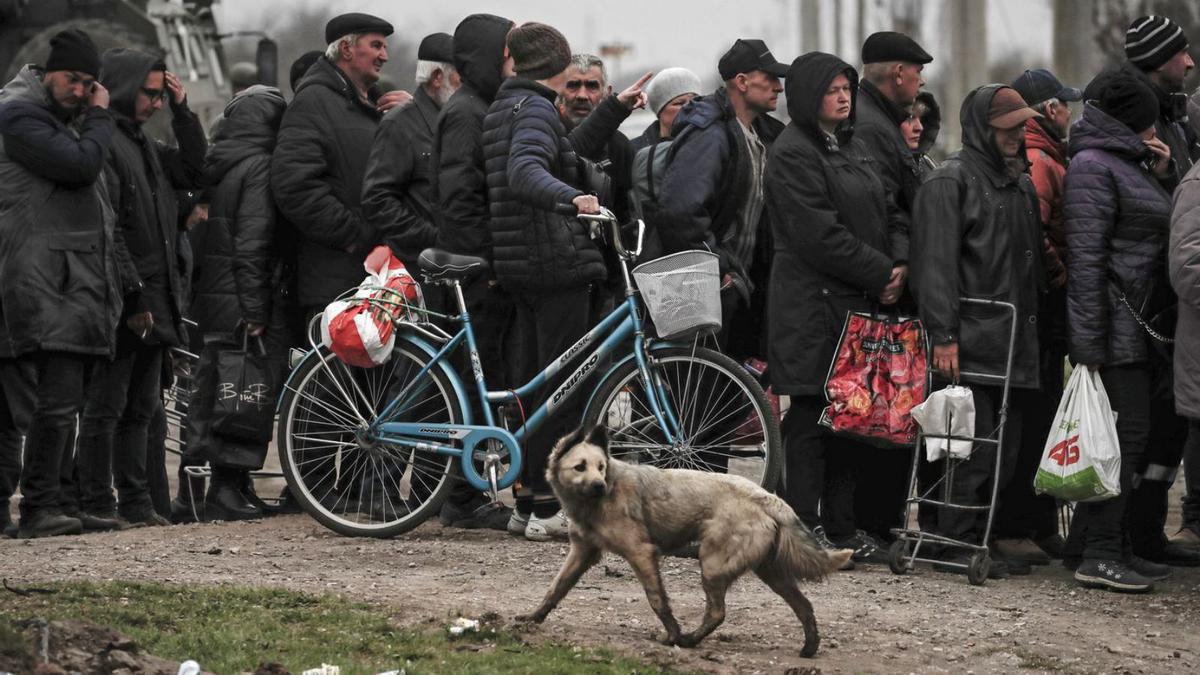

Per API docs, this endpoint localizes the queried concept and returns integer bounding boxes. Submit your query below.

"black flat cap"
[325,12,393,44]
[861,31,932,65]
[718,39,788,80]
[417,32,454,62]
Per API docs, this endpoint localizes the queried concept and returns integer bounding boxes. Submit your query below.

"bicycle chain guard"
[458,427,523,493]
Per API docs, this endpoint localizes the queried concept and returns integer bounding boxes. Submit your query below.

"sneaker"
[1168,526,1200,549]
[17,511,83,539]
[525,511,570,542]
[830,529,888,565]
[1129,555,1171,580]
[1074,559,1154,593]
[812,526,856,570]
[1161,541,1200,567]
[992,537,1051,565]
[440,500,512,530]
[507,510,530,536]
[1035,532,1066,559]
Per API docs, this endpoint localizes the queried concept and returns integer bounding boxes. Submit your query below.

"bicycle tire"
[277,342,463,538]
[582,345,781,490]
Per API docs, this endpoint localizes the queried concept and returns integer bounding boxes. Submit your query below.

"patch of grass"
[0,581,685,674]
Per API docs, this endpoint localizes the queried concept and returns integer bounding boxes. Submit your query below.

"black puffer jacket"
[431,13,512,261]
[362,86,441,271]
[764,53,896,396]
[1064,103,1173,367]
[0,65,123,358]
[482,78,627,291]
[271,56,381,307]
[192,86,288,335]
[910,84,1044,389]
[101,48,207,348]
[855,79,918,260]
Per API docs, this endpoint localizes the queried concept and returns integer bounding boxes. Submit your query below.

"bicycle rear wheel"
[582,345,781,489]
[277,342,463,538]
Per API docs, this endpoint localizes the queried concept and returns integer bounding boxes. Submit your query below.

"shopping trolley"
[887,298,1018,585]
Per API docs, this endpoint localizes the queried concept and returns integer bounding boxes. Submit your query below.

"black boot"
[171,465,207,524]
[17,510,83,539]
[240,472,275,516]
[204,467,262,521]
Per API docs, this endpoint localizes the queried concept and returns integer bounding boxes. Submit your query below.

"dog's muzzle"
[585,481,606,497]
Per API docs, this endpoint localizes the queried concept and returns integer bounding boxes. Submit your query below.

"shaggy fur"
[516,426,853,658]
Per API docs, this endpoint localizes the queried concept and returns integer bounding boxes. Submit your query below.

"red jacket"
[1024,118,1068,288]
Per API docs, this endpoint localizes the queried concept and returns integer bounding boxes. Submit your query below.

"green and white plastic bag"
[1034,367,1121,502]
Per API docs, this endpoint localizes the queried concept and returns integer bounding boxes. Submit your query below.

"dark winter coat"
[1025,117,1069,287]
[431,13,512,261]
[101,48,207,348]
[482,77,627,291]
[656,87,785,284]
[192,86,288,336]
[629,119,661,155]
[855,80,918,261]
[0,65,123,358]
[910,84,1044,389]
[362,86,441,272]
[1170,161,1200,418]
[270,56,381,307]
[764,53,897,396]
[1063,103,1174,368]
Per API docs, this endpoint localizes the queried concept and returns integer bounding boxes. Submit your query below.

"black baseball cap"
[1011,68,1083,106]
[718,39,788,80]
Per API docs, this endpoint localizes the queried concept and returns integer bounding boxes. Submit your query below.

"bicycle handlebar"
[555,205,645,260]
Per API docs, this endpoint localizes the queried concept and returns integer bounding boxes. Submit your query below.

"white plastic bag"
[910,385,975,461]
[1034,367,1121,502]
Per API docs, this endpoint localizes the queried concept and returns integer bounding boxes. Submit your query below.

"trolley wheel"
[888,539,910,575]
[966,552,990,586]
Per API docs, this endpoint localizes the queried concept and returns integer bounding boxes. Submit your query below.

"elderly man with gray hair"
[363,32,460,272]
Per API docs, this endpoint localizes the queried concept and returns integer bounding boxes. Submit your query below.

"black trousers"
[1065,365,1150,561]
[1183,418,1200,533]
[1126,359,1188,559]
[0,358,35,514]
[512,285,596,502]
[931,385,1022,545]
[76,334,164,518]
[780,395,859,541]
[16,352,93,520]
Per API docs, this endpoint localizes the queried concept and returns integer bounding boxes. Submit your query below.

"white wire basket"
[632,250,722,340]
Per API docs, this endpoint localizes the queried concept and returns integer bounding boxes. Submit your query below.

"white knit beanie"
[646,67,702,115]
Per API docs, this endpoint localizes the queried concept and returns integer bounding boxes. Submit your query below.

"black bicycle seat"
[418,248,490,282]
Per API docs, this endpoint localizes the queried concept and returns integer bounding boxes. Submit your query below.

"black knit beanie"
[507,22,571,80]
[45,29,100,77]
[1126,15,1190,72]
[1093,72,1159,133]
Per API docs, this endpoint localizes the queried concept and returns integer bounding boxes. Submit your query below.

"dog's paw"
[653,631,681,647]
[514,613,544,625]
[675,633,703,648]
[799,638,819,658]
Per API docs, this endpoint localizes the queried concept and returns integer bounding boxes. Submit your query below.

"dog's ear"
[585,425,610,456]
[551,426,589,464]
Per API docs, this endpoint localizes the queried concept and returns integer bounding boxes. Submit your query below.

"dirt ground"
[2,505,1199,675]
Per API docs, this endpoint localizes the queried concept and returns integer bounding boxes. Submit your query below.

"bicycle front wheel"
[582,345,781,489]
[277,342,463,538]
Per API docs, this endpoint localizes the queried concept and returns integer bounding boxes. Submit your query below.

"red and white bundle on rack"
[321,246,423,368]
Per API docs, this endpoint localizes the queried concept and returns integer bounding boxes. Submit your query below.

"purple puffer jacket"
[1063,103,1173,367]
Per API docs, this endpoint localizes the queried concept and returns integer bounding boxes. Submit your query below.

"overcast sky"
[215,0,1053,89]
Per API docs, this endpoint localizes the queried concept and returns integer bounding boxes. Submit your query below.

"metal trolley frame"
[887,298,1018,585]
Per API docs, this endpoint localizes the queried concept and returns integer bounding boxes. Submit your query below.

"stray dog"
[516,426,852,657]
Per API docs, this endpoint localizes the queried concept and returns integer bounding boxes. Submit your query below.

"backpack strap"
[646,142,660,203]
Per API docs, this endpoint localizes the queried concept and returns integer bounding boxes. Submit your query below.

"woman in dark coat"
[764,52,905,565]
[174,85,292,522]
[1061,72,1176,591]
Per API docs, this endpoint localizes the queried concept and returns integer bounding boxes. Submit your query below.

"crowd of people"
[2,9,1200,594]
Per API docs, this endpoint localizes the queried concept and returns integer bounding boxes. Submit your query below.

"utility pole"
[945,0,987,149]
[801,0,821,53]
[1053,0,1096,94]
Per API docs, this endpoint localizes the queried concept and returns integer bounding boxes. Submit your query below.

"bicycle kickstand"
[484,452,502,504]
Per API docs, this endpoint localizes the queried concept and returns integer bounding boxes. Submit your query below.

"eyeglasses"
[565,79,603,93]
[139,86,168,102]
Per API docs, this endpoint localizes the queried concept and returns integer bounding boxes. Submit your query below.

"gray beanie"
[646,67,702,115]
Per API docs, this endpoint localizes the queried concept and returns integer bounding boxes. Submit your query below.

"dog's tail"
[766,500,853,582]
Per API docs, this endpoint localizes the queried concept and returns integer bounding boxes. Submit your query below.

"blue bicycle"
[276,210,781,537]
